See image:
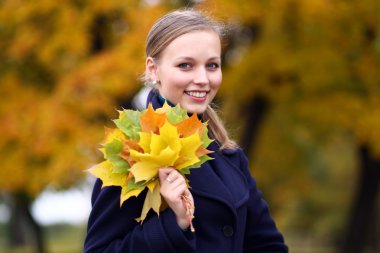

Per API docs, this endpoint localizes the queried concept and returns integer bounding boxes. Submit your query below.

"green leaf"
[114,109,143,140]
[200,126,213,147]
[166,104,189,124]
[104,139,130,174]
[180,167,191,175]
[124,177,147,192]
[185,154,213,170]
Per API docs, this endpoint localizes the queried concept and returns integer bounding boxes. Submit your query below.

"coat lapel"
[186,143,249,212]
[147,91,249,211]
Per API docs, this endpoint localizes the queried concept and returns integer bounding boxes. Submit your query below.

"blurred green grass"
[0,223,86,253]
[0,223,336,253]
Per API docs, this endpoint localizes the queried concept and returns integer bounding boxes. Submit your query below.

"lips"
[184,90,209,98]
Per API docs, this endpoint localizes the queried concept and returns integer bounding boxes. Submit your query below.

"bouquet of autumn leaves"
[88,102,213,229]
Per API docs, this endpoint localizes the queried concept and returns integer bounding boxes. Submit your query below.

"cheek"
[165,73,190,89]
[160,77,183,93]
[159,75,190,102]
[210,74,222,89]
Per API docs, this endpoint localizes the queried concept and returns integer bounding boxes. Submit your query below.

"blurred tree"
[0,0,180,251]
[198,0,380,252]
[1,0,379,252]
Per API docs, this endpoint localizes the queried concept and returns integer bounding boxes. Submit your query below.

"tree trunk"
[340,145,380,253]
[8,193,45,253]
[239,95,269,155]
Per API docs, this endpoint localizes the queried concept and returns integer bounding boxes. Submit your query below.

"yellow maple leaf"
[88,103,212,224]
[136,180,161,223]
[88,161,144,206]
[155,102,172,114]
[175,133,201,169]
[102,128,125,146]
[129,120,201,183]
[87,160,126,187]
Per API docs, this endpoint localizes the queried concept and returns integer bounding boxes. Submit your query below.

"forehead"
[160,30,221,60]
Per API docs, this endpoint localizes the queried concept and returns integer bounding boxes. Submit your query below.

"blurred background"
[0,0,379,252]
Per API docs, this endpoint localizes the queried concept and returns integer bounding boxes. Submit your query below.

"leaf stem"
[181,194,195,232]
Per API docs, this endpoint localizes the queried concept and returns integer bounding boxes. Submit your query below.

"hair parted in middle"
[143,8,237,150]
[146,8,226,59]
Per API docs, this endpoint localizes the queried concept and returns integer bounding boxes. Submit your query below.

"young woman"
[84,9,288,253]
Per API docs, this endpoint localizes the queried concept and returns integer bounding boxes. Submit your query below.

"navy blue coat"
[84,91,288,253]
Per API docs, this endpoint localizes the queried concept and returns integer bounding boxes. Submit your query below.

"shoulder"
[218,144,248,165]
[211,142,250,174]
[216,144,254,181]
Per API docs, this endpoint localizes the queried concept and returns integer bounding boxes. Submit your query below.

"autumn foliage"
[0,0,379,252]
[0,1,171,197]
[88,103,213,222]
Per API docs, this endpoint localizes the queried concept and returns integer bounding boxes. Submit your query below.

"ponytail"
[203,105,238,150]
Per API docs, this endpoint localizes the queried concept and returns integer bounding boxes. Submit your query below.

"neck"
[157,93,175,107]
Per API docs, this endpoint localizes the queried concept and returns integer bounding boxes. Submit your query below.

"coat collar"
[146,89,162,109]
[187,142,250,212]
[146,89,249,211]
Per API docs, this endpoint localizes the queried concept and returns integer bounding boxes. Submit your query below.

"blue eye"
[178,63,191,69]
[207,63,220,69]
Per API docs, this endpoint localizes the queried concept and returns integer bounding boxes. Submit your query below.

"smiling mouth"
[184,91,208,98]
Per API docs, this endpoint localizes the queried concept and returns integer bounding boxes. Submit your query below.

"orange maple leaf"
[175,113,205,138]
[119,140,142,166]
[139,103,166,134]
[196,146,213,157]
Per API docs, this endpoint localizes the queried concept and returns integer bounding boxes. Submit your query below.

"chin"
[185,107,207,115]
[180,100,210,114]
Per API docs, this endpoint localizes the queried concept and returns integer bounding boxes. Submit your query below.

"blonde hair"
[145,9,237,150]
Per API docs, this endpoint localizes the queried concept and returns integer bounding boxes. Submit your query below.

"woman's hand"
[158,167,194,230]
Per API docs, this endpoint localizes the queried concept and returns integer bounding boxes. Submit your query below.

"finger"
[159,167,174,176]
[162,175,187,193]
[184,189,191,197]
[165,170,182,184]
[165,177,173,184]
[166,184,188,203]
[158,167,175,184]
[162,179,184,194]
[164,174,177,185]
[168,172,187,187]
[173,185,191,201]
[171,180,187,192]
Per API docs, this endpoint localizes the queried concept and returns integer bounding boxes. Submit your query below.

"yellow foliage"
[0,0,171,198]
[87,103,210,223]
[1,0,379,238]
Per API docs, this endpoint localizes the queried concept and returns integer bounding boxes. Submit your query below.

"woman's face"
[148,30,222,114]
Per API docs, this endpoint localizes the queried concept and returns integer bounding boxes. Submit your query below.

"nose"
[193,67,209,85]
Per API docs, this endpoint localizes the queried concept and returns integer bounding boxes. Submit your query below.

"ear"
[146,57,159,82]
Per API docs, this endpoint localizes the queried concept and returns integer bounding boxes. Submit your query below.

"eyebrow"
[175,56,221,61]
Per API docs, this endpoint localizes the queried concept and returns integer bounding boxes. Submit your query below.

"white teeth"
[185,91,207,98]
